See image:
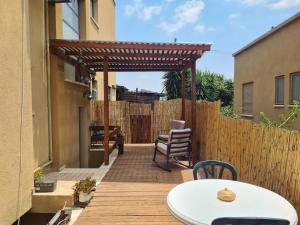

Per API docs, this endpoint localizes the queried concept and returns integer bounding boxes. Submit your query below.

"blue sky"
[115,0,300,92]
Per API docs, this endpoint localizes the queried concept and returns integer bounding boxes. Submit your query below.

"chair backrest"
[193,160,237,181]
[171,120,186,130]
[168,128,191,154]
[212,218,290,225]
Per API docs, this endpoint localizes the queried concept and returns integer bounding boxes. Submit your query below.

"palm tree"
[162,69,233,106]
[162,71,182,100]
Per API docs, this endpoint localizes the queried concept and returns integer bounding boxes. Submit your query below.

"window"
[275,76,284,105]
[63,0,79,81]
[242,82,253,115]
[291,73,300,104]
[90,0,98,20]
[63,0,80,40]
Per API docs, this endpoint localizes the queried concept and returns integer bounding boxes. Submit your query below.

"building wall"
[29,0,51,168]
[234,17,300,130]
[86,0,116,101]
[49,0,115,168]
[49,3,91,169]
[0,1,34,224]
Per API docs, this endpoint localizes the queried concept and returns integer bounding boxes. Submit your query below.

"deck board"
[74,144,192,225]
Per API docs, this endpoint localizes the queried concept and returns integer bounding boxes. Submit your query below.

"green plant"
[73,177,96,195]
[260,101,300,128]
[221,106,238,118]
[162,69,234,107]
[34,167,44,181]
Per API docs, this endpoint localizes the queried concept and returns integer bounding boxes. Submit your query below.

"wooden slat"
[74,145,192,225]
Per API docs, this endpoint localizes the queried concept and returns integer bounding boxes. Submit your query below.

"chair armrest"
[156,138,169,145]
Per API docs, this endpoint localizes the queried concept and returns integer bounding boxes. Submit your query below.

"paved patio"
[74,144,193,225]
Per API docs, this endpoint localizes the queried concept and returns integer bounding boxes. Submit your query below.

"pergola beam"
[88,63,186,68]
[51,39,211,52]
[191,61,197,163]
[103,58,109,165]
[84,58,191,64]
[181,68,186,121]
[65,51,199,59]
[93,67,182,72]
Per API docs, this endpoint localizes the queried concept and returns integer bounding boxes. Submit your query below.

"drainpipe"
[45,0,53,166]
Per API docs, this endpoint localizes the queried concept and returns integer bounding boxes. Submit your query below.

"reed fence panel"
[197,101,300,206]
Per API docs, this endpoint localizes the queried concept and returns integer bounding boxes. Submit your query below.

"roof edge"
[233,11,300,57]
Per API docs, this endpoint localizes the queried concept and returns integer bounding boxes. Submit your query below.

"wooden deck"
[74,144,193,225]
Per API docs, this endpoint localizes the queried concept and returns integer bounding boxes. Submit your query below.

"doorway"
[130,115,152,143]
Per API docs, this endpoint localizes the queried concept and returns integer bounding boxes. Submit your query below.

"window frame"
[90,0,98,21]
[290,72,300,104]
[242,82,254,115]
[275,75,285,105]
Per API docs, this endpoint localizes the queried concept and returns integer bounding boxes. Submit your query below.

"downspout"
[44,0,53,167]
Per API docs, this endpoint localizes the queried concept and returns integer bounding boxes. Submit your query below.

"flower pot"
[34,179,57,193]
[79,191,93,203]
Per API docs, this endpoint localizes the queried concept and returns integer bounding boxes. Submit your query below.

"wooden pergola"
[50,39,211,165]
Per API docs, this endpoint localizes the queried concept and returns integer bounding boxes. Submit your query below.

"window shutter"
[242,83,253,114]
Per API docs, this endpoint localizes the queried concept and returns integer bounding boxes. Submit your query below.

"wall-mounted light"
[78,57,83,64]
[83,90,93,101]
[178,59,183,66]
[90,70,96,81]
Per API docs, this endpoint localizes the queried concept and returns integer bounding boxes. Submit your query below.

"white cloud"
[195,24,205,32]
[226,0,300,8]
[125,0,162,21]
[158,0,205,34]
[207,27,217,32]
[242,0,268,6]
[228,13,240,20]
[268,0,300,9]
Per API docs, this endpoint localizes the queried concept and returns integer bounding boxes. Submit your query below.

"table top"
[167,179,298,225]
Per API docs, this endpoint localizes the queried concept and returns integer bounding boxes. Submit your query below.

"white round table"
[167,179,298,225]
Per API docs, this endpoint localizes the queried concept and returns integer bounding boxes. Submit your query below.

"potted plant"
[117,130,125,155]
[73,177,96,203]
[34,167,57,192]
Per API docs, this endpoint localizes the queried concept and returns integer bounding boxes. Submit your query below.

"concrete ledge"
[31,149,119,214]
[31,181,74,213]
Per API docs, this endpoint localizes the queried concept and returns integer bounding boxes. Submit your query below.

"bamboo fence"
[199,101,300,206]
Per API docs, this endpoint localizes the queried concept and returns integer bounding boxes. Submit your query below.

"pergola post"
[103,58,109,165]
[181,69,186,121]
[191,61,197,163]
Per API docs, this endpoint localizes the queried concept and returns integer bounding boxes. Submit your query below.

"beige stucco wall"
[84,0,116,101]
[49,3,91,169]
[0,1,34,224]
[29,0,51,168]
[234,17,300,130]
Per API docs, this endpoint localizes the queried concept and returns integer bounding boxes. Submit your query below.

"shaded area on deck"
[74,144,193,225]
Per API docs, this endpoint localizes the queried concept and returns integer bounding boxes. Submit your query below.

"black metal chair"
[153,128,192,172]
[212,217,290,225]
[193,160,238,181]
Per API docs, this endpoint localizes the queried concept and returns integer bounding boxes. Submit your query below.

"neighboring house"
[116,85,165,104]
[0,1,115,224]
[233,12,300,130]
